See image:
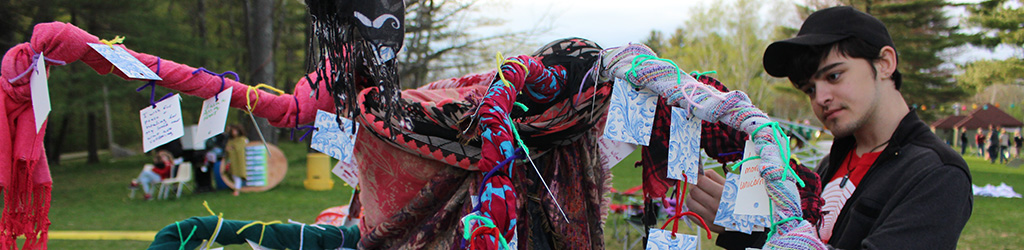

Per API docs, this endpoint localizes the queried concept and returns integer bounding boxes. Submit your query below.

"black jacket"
[816,111,972,249]
[717,111,973,249]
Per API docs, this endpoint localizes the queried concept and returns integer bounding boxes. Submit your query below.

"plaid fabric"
[696,75,749,165]
[641,97,674,198]
[793,159,824,226]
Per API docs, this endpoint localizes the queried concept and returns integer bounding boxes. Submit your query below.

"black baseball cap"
[763,6,896,78]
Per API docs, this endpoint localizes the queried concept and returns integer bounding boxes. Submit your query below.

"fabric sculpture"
[1,17,825,250]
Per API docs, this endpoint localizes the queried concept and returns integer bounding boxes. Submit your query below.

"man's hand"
[685,169,727,234]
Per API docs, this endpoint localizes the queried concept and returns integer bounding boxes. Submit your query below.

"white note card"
[332,158,360,188]
[735,140,770,216]
[598,137,637,170]
[196,87,233,142]
[30,53,50,133]
[140,94,184,152]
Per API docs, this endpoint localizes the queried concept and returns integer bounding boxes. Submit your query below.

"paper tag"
[311,110,359,162]
[714,172,769,234]
[197,240,224,250]
[140,94,184,152]
[603,78,657,146]
[646,228,699,250]
[197,87,233,141]
[245,239,271,250]
[598,137,637,170]
[30,53,50,133]
[735,140,770,216]
[88,43,161,80]
[332,158,360,188]
[245,146,268,187]
[668,107,701,184]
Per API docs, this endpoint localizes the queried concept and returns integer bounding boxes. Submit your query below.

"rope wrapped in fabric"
[147,216,359,250]
[464,54,562,249]
[597,44,826,249]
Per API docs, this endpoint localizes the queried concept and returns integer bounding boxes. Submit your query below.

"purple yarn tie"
[192,67,240,101]
[136,57,171,108]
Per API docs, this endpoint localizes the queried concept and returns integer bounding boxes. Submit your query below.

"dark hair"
[786,37,902,90]
[228,125,246,138]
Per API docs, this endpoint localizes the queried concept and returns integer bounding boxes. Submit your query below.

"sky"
[473,0,728,48]
[470,0,1018,64]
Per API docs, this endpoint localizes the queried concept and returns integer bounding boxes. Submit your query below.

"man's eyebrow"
[812,62,844,79]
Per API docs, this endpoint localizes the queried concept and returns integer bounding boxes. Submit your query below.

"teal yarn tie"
[176,221,198,250]
[767,199,805,241]
[461,214,512,249]
[624,54,685,89]
[690,70,717,78]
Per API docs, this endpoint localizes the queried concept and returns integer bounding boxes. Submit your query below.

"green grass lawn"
[16,143,1024,249]
[44,142,354,249]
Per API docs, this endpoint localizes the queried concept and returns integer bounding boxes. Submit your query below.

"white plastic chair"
[158,162,193,199]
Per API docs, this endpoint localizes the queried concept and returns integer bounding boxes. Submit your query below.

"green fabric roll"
[148,216,359,250]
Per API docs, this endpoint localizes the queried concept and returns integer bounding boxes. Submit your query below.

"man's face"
[798,48,882,138]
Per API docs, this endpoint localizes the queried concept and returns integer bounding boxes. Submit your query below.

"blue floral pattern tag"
[603,78,658,146]
[713,173,770,234]
[311,110,359,162]
[668,107,701,184]
[646,228,699,250]
[88,43,162,80]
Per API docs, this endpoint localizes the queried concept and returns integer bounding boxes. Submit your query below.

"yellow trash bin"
[304,153,334,190]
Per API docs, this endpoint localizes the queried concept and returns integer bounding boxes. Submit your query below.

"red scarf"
[1,41,53,249]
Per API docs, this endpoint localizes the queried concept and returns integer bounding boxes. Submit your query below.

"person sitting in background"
[225,125,249,196]
[131,150,175,200]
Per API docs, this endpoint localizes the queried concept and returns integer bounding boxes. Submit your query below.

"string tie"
[175,221,198,250]
[660,176,712,239]
[236,220,282,246]
[7,53,67,83]
[461,214,511,250]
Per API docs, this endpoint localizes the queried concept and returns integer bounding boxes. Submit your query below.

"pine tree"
[854,0,969,120]
[957,0,1024,91]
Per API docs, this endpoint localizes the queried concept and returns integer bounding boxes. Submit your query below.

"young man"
[685,6,972,249]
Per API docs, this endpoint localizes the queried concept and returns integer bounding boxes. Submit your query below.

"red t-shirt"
[818,149,881,242]
[151,160,174,179]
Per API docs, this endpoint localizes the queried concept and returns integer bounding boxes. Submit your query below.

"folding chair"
[158,162,193,199]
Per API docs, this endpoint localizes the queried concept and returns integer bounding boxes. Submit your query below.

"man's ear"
[876,46,898,80]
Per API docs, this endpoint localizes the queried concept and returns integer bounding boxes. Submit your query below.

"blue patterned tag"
[88,43,162,80]
[668,107,701,184]
[311,110,359,162]
[713,173,770,234]
[603,78,658,146]
[646,228,699,250]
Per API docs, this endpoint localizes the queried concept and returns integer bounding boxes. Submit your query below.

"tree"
[803,0,970,121]
[398,0,541,88]
[244,0,279,144]
[957,0,1024,91]
[646,0,812,121]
